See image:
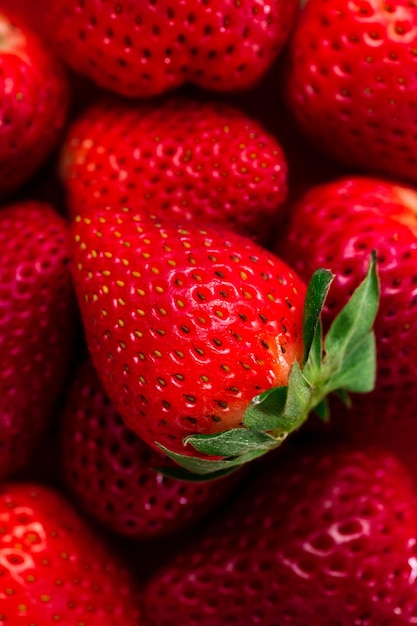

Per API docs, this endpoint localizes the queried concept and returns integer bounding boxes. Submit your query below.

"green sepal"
[324,251,379,368]
[302,268,334,365]
[326,332,376,393]
[183,428,278,457]
[276,361,312,431]
[243,386,287,430]
[157,442,285,478]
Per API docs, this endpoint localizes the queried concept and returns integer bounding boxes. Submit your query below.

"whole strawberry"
[277,176,417,472]
[46,0,299,98]
[286,0,417,184]
[0,201,76,480]
[0,482,140,624]
[142,445,417,625]
[72,206,379,478]
[0,12,68,199]
[61,359,243,538]
[60,97,288,242]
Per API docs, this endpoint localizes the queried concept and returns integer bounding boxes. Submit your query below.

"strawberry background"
[2,1,417,624]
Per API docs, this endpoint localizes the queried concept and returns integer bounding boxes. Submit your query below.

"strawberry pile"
[1,0,417,624]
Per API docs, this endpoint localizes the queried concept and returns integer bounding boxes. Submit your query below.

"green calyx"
[158,252,380,481]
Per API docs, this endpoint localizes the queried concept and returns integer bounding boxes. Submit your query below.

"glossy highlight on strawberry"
[47,0,300,98]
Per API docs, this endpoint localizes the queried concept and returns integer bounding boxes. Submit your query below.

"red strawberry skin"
[61,97,288,242]
[0,482,140,624]
[72,208,306,456]
[276,177,417,467]
[142,446,417,625]
[46,0,299,98]
[61,359,243,539]
[286,0,417,184]
[0,201,76,480]
[0,12,68,199]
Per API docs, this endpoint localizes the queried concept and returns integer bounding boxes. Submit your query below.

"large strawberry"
[277,176,417,474]
[0,482,140,624]
[141,445,417,625]
[0,201,76,480]
[286,0,417,185]
[60,96,288,242]
[72,206,379,479]
[0,12,68,199]
[46,0,299,98]
[60,359,243,538]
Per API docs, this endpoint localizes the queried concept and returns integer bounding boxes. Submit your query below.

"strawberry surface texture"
[60,359,243,538]
[60,96,288,242]
[0,201,76,480]
[0,12,68,199]
[0,483,141,624]
[46,0,300,98]
[1,0,417,624]
[286,0,417,184]
[142,446,417,625]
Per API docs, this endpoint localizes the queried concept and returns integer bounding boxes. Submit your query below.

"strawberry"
[0,482,140,624]
[277,176,417,473]
[60,96,288,242]
[141,445,417,625]
[286,0,417,185]
[46,0,299,99]
[0,201,76,480]
[0,12,68,199]
[60,359,243,538]
[72,206,379,479]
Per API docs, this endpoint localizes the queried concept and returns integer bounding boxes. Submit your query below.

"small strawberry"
[0,12,68,199]
[286,0,417,185]
[61,359,243,538]
[60,96,288,242]
[277,176,417,472]
[46,0,299,98]
[72,206,379,479]
[142,445,417,625]
[0,482,140,624]
[0,200,76,480]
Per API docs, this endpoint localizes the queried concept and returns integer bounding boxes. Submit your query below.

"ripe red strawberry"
[46,0,299,98]
[0,482,140,624]
[142,445,417,625]
[60,96,288,242]
[72,206,379,478]
[0,201,76,480]
[286,0,417,185]
[0,12,68,199]
[277,176,417,472]
[61,359,243,538]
